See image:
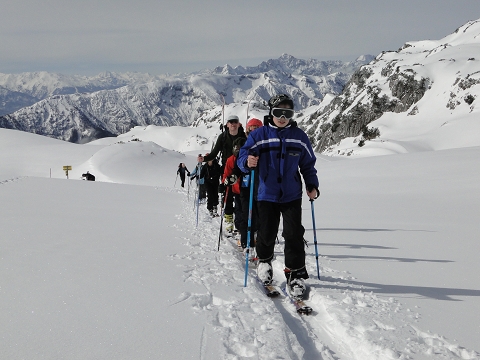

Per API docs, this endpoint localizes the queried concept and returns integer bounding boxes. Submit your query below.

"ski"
[282,287,313,315]
[263,283,281,297]
[254,276,280,297]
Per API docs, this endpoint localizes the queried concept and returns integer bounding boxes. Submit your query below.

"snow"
[0,126,479,359]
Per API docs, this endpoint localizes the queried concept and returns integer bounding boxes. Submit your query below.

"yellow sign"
[63,166,72,171]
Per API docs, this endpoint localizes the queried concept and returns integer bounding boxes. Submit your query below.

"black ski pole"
[244,169,255,287]
[217,186,230,251]
[195,160,202,228]
[310,199,321,280]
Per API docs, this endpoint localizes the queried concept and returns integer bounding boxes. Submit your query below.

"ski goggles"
[271,108,295,119]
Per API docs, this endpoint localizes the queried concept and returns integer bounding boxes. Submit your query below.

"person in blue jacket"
[237,94,319,298]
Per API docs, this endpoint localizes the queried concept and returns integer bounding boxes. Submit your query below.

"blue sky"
[2,0,480,75]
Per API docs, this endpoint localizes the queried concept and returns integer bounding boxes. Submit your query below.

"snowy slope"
[307,19,480,156]
[0,71,163,115]
[0,127,479,359]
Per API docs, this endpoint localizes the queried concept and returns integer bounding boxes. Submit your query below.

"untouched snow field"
[0,126,479,359]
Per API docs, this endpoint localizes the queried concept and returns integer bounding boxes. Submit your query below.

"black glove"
[306,184,320,199]
[223,174,237,186]
[218,184,226,193]
[187,172,190,177]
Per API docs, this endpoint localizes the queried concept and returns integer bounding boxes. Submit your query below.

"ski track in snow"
[170,187,478,360]
[0,176,25,185]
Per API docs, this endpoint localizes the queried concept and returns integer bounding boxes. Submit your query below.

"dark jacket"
[200,161,221,186]
[177,166,190,177]
[238,121,318,203]
[203,127,246,166]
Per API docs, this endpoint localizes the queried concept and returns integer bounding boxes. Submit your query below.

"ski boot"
[224,214,234,234]
[257,262,273,285]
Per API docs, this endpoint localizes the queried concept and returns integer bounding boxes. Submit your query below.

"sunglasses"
[272,108,294,119]
[227,120,239,124]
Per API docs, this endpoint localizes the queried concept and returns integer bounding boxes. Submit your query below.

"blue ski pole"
[244,169,255,287]
[310,199,321,280]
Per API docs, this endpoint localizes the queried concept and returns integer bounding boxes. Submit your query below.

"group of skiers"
[177,94,319,298]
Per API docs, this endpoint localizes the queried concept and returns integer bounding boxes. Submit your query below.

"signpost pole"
[63,166,72,179]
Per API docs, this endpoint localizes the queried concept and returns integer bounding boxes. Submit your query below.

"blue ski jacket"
[237,122,318,203]
[189,164,204,185]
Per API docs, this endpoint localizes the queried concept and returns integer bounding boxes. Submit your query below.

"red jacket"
[222,155,241,194]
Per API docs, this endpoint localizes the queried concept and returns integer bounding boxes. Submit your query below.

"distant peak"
[279,53,296,60]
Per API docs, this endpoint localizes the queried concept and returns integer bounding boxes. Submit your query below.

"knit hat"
[246,118,263,128]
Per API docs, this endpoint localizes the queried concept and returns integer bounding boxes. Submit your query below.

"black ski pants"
[205,182,219,211]
[224,188,234,216]
[256,199,308,279]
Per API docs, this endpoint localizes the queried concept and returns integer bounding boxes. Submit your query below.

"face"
[247,124,260,133]
[272,103,293,128]
[233,145,240,156]
[226,120,240,134]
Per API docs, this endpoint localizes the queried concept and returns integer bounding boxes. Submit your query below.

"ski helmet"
[268,94,294,110]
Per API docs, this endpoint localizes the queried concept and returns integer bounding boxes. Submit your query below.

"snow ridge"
[304,18,480,156]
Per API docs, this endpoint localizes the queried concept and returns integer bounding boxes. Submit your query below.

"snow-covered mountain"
[0,71,163,116]
[304,19,480,155]
[0,54,373,143]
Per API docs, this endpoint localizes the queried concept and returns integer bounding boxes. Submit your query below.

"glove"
[223,174,237,186]
[306,184,320,199]
[218,184,226,193]
[187,172,190,177]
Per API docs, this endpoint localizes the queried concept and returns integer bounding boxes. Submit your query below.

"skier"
[198,115,247,233]
[222,118,263,249]
[200,156,221,217]
[245,117,263,135]
[189,162,206,201]
[238,94,319,299]
[176,163,190,188]
[198,115,246,168]
[220,137,245,240]
[82,171,95,181]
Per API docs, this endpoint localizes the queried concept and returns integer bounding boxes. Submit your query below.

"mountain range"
[1,18,480,154]
[0,54,373,143]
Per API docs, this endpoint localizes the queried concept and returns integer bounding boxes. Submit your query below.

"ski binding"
[283,287,313,315]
